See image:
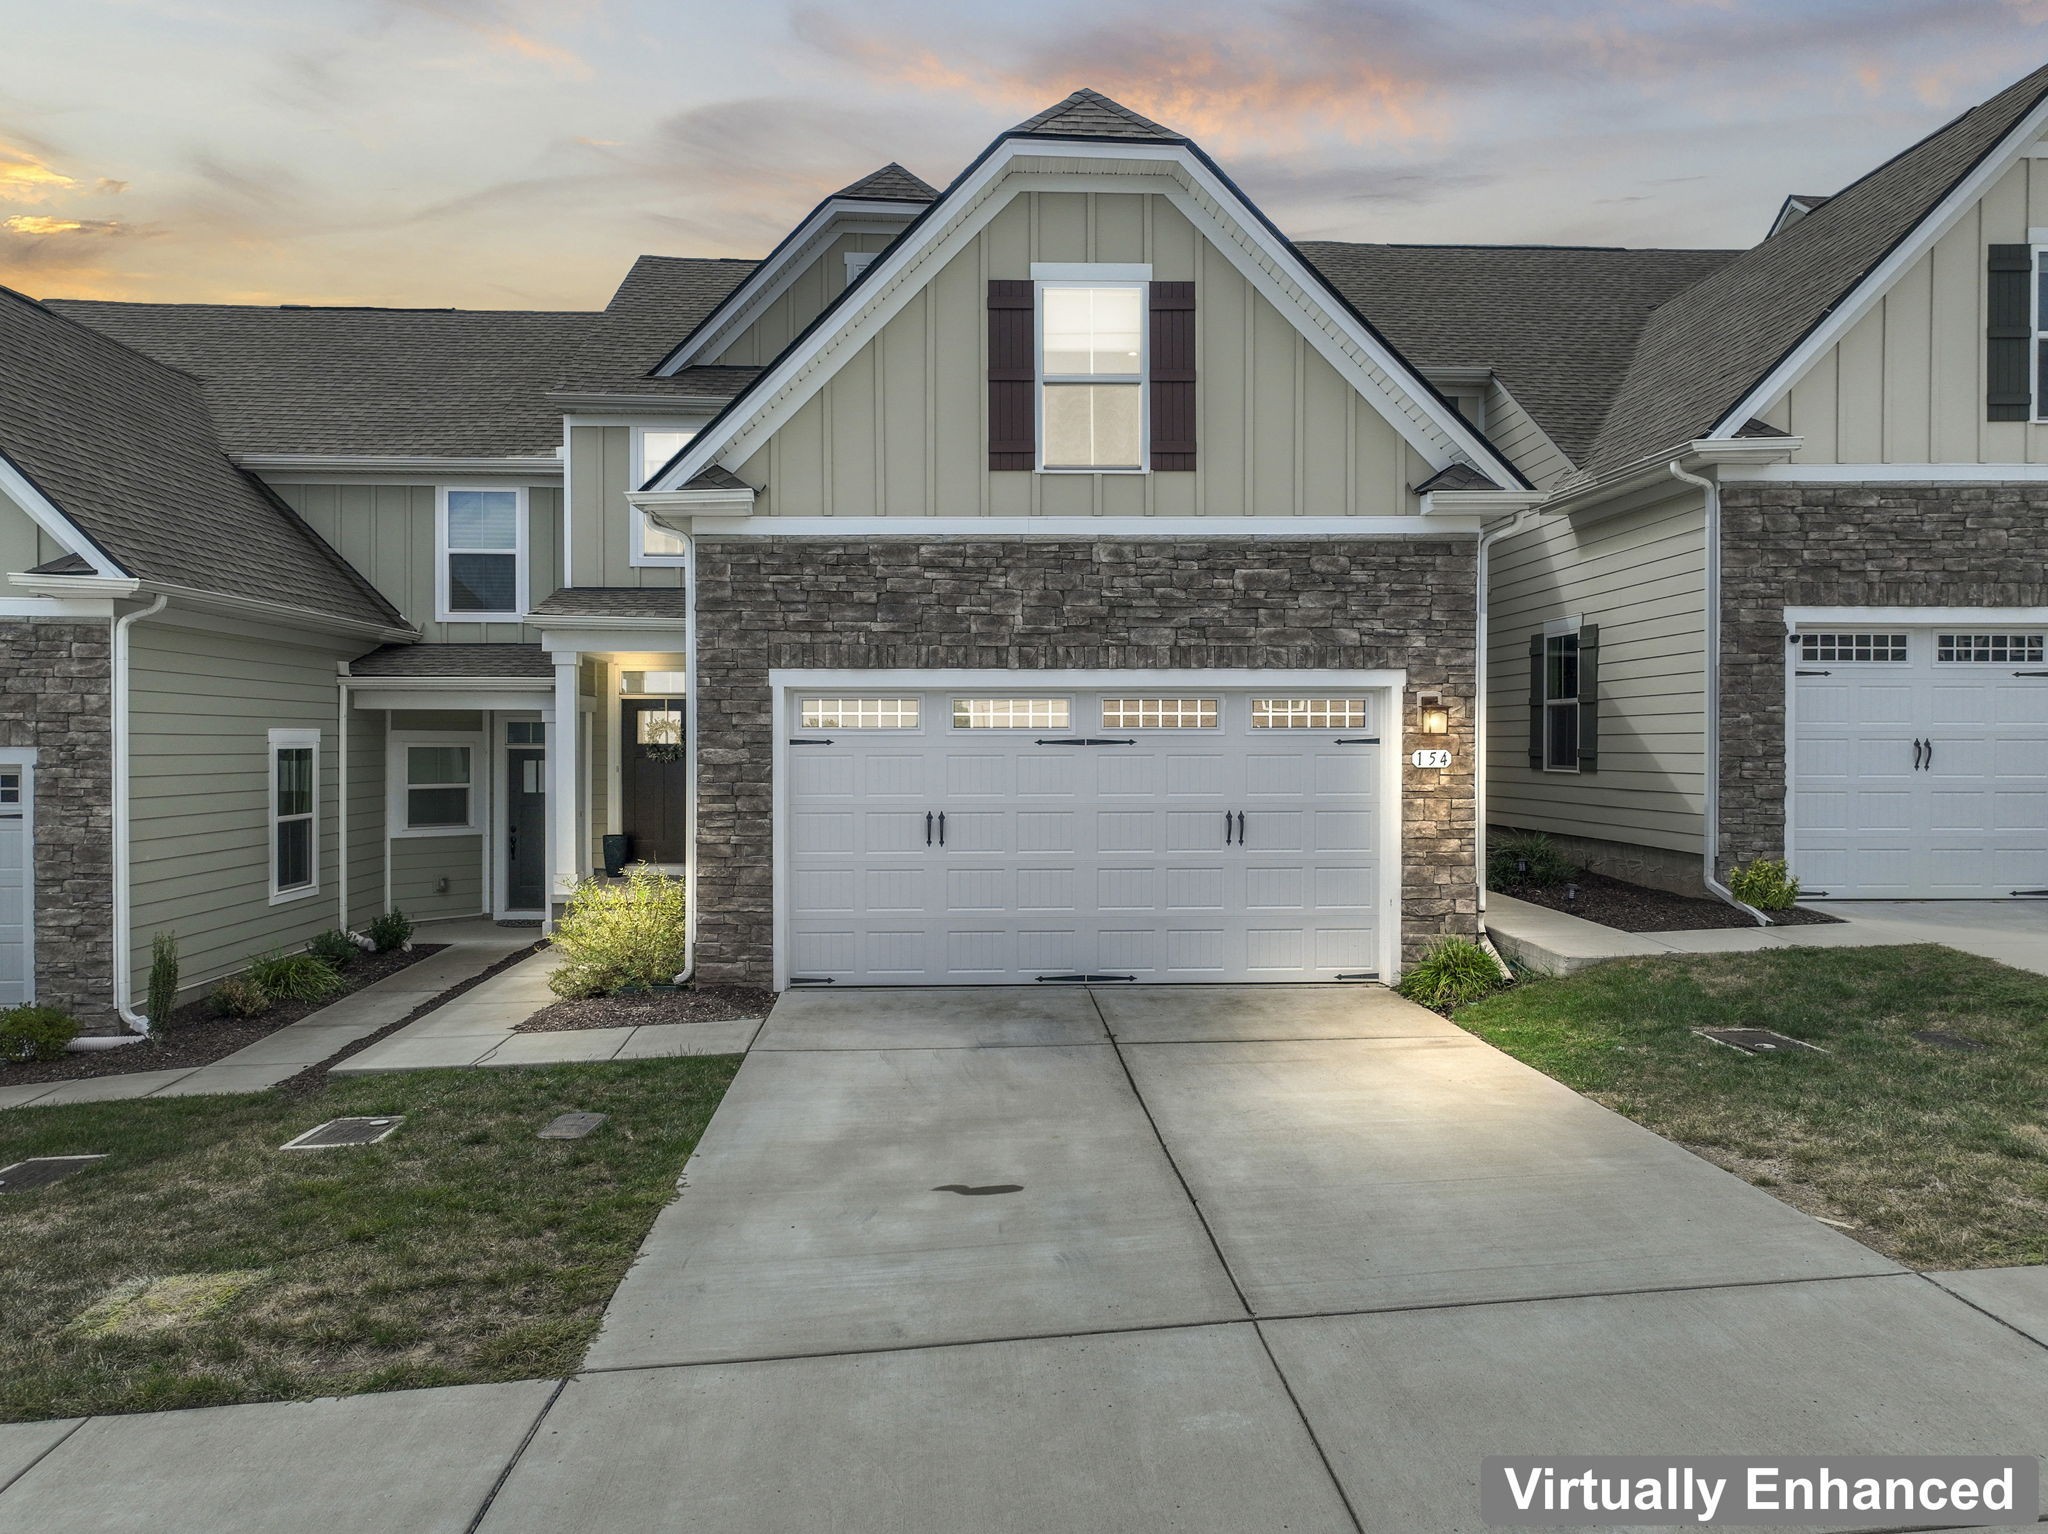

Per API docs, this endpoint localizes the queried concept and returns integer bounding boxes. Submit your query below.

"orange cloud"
[0,146,78,203]
[5,215,86,234]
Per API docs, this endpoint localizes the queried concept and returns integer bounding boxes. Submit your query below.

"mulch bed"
[0,945,449,1087]
[1497,870,1842,933]
[515,984,776,1033]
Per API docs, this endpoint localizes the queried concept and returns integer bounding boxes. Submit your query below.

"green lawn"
[1455,944,2048,1271]
[0,1057,739,1423]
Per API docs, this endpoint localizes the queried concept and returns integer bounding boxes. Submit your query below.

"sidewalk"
[0,921,533,1112]
[333,948,762,1074]
[1484,891,2048,977]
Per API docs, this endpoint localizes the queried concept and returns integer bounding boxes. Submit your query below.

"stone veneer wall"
[1718,482,2048,871]
[691,536,1479,985]
[0,619,115,1029]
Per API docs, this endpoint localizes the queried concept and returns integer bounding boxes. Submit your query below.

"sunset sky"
[3,0,2045,310]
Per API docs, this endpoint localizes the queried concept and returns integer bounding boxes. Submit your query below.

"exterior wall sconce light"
[1417,693,1450,736]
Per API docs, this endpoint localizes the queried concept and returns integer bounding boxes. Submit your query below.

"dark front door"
[621,698,689,863]
[506,746,546,910]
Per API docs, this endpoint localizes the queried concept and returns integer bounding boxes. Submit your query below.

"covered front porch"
[342,588,687,927]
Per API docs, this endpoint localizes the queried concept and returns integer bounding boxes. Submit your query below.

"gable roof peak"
[1011,88,1184,142]
[832,162,939,203]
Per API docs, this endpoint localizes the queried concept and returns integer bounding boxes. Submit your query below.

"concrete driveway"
[9,984,2046,1534]
[508,985,2046,1533]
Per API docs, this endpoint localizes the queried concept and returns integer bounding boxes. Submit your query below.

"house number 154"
[1410,748,1452,769]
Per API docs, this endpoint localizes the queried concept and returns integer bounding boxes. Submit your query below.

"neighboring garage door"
[783,683,1392,984]
[0,762,29,1006]
[1792,626,2048,897]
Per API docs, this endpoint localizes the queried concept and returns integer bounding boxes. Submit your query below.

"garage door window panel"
[799,698,921,730]
[1102,698,1218,729]
[1937,633,2045,663]
[1251,698,1371,730]
[952,698,1071,729]
[1801,632,1909,663]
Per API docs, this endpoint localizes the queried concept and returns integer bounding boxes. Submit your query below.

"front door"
[506,746,547,911]
[621,698,689,864]
[0,763,29,1005]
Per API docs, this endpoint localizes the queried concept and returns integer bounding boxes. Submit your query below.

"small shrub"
[1488,830,1578,889]
[0,1004,80,1064]
[245,951,345,1005]
[211,977,271,1019]
[306,929,359,970]
[146,931,180,1033]
[549,866,688,999]
[365,909,413,953]
[1730,857,1801,912]
[1397,937,1505,1012]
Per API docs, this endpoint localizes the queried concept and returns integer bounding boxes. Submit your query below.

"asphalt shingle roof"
[0,287,405,631]
[347,643,551,678]
[1012,89,1184,142]
[554,255,758,398]
[1589,60,2048,473]
[833,163,939,203]
[1299,243,1736,465]
[47,300,588,458]
[529,587,687,619]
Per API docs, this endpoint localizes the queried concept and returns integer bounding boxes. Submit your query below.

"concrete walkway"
[333,947,762,1074]
[1486,890,2048,977]
[0,921,532,1112]
[9,984,2044,1532]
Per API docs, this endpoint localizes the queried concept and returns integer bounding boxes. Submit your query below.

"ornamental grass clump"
[549,867,689,999]
[244,951,345,1005]
[1396,936,1507,1012]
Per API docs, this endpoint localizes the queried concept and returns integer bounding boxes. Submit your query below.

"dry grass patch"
[0,1056,738,1423]
[1455,944,2048,1270]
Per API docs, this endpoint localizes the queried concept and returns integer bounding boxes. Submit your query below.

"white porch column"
[548,654,580,920]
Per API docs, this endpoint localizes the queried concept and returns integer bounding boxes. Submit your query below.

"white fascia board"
[1719,460,2048,483]
[550,392,742,413]
[348,684,552,712]
[0,451,124,578]
[7,571,140,596]
[237,454,562,479]
[1418,489,1545,517]
[669,514,1479,538]
[0,595,119,618]
[540,623,684,655]
[651,138,1523,495]
[658,199,923,374]
[1712,89,2048,437]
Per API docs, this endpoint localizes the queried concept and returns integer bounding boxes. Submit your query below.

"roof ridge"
[1011,87,1183,141]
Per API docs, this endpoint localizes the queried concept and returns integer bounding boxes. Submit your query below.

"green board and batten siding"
[566,426,689,589]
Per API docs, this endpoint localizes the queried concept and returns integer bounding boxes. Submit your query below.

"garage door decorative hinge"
[1335,972,1379,982]
[1795,669,1831,677]
[1033,737,1136,747]
[1334,737,1381,744]
[2015,670,2048,678]
[788,738,834,746]
[2015,888,2048,897]
[1035,973,1136,983]
[788,976,836,985]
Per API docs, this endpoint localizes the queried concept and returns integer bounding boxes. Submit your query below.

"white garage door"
[783,684,1391,984]
[0,764,29,1006]
[1792,626,2048,897]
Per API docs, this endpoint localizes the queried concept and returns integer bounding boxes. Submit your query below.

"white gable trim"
[0,449,125,578]
[1712,86,2048,437]
[649,137,1522,495]
[657,199,925,374]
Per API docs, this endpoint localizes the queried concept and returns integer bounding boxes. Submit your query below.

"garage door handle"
[926,811,933,847]
[1924,740,1934,770]
[1224,812,1234,845]
[1912,738,1924,770]
[1236,811,1246,846]
[938,812,946,847]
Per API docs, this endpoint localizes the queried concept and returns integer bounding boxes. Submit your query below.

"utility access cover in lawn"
[0,1155,105,1192]
[1694,1027,1827,1056]
[280,1116,404,1150]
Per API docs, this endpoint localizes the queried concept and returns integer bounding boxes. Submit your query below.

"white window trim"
[2035,244,2047,423]
[267,727,321,905]
[843,250,877,283]
[435,484,528,623]
[1540,633,1581,775]
[388,731,485,838]
[630,426,696,566]
[0,751,36,1003]
[1036,277,1149,475]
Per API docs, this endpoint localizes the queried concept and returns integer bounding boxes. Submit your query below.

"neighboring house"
[5,69,2045,1031]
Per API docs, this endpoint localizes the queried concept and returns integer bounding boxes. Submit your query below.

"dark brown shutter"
[1577,624,1599,774]
[1149,281,1196,470]
[1987,244,2031,422]
[988,280,1035,469]
[1527,633,1546,768]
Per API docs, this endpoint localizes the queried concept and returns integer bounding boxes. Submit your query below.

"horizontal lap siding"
[1486,490,1708,855]
[127,623,355,998]
[390,836,483,919]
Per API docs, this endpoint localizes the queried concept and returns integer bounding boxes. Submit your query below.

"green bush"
[146,931,180,1033]
[0,1004,80,1064]
[549,866,689,999]
[244,951,344,1005]
[306,929,360,970]
[365,909,413,953]
[1730,857,1802,912]
[211,977,271,1019]
[1487,830,1579,889]
[1397,937,1506,1011]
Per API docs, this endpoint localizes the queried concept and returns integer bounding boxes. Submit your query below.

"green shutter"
[1527,632,1545,768]
[1577,624,1599,774]
[1987,244,2031,422]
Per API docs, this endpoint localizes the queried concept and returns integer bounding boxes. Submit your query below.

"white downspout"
[108,592,168,1038]
[676,530,698,985]
[1669,459,1770,927]
[1475,507,1546,916]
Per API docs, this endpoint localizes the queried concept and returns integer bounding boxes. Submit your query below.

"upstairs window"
[1040,284,1144,470]
[438,487,525,620]
[631,427,694,566]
